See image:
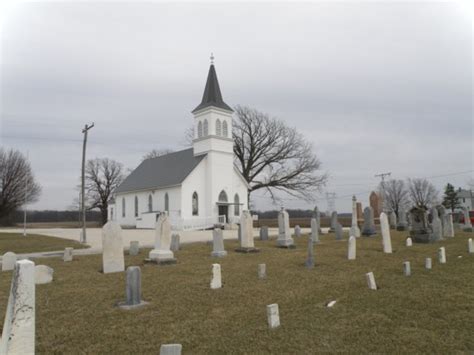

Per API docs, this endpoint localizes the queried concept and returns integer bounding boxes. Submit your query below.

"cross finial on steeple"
[210,52,214,65]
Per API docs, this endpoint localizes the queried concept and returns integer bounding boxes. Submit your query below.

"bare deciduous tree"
[142,149,174,161]
[0,148,41,221]
[380,179,410,216]
[407,178,438,209]
[85,158,124,225]
[233,105,327,203]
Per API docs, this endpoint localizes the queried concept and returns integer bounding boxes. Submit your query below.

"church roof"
[192,64,233,113]
[114,148,206,194]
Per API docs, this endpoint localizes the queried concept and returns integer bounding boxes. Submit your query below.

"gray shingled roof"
[192,64,233,113]
[115,148,206,194]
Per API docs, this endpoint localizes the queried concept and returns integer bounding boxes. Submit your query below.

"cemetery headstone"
[389,211,397,230]
[462,207,473,232]
[397,209,408,231]
[129,241,140,256]
[366,272,377,290]
[350,196,361,238]
[267,304,280,329]
[2,252,17,271]
[35,265,54,284]
[0,260,35,354]
[438,247,446,264]
[403,261,411,276]
[313,206,322,233]
[380,213,393,253]
[348,236,356,260]
[119,266,147,309]
[258,264,266,279]
[294,225,302,238]
[63,247,73,262]
[276,209,294,248]
[305,237,314,268]
[362,207,376,236]
[444,214,455,238]
[432,215,443,242]
[211,228,227,257]
[425,258,432,270]
[311,218,320,243]
[160,344,182,355]
[356,202,363,221]
[335,223,344,241]
[406,237,413,247]
[409,207,433,243]
[102,221,125,273]
[329,211,338,232]
[260,226,269,241]
[170,234,180,252]
[148,213,176,263]
[210,264,222,289]
[236,211,259,253]
[468,238,473,254]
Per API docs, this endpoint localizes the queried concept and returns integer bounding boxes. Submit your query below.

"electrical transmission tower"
[375,172,391,212]
[325,192,336,216]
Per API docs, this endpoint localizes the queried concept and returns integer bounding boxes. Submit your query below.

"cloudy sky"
[1,1,472,213]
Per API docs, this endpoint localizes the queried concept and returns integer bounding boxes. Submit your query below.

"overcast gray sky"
[1,1,472,213]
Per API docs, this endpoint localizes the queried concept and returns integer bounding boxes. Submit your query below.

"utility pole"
[23,151,29,237]
[375,172,391,212]
[81,123,94,243]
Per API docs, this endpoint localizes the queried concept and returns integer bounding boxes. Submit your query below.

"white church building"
[108,59,249,230]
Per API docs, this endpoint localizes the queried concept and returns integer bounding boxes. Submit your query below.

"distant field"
[0,233,87,254]
[1,230,472,353]
[13,221,102,229]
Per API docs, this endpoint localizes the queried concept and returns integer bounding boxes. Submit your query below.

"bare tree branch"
[407,178,438,209]
[380,179,410,216]
[142,149,175,162]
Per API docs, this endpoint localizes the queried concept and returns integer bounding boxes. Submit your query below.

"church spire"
[192,54,233,113]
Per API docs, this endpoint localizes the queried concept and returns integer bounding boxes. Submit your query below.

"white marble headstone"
[267,303,280,329]
[102,221,125,274]
[380,213,393,253]
[210,264,222,289]
[2,252,17,271]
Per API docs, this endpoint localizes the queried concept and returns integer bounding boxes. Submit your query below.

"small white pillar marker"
[347,236,356,260]
[366,272,377,290]
[468,238,473,254]
[425,258,432,270]
[63,247,73,262]
[403,261,411,276]
[438,247,446,264]
[406,238,413,247]
[258,264,266,279]
[160,344,182,355]
[267,303,280,329]
[210,264,222,289]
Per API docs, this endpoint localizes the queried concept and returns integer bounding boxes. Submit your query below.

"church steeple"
[192,55,233,114]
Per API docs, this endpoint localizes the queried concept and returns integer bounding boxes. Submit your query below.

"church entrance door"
[218,205,228,222]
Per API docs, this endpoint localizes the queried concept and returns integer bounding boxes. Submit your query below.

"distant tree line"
[1,210,102,226]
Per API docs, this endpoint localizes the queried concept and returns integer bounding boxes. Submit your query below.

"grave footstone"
[63,247,73,262]
[211,229,227,257]
[260,226,269,241]
[311,218,320,243]
[438,247,446,264]
[210,264,222,289]
[35,265,54,284]
[294,225,302,238]
[366,272,377,290]
[403,261,411,276]
[276,209,294,248]
[102,221,125,274]
[160,344,182,355]
[129,241,140,256]
[362,207,376,236]
[335,223,344,241]
[2,252,17,271]
[170,234,180,252]
[148,213,176,264]
[236,211,259,253]
[258,264,266,279]
[305,237,314,268]
[425,258,432,270]
[380,213,393,253]
[267,304,280,329]
[468,238,473,254]
[406,237,413,247]
[0,260,35,354]
[348,236,356,260]
[350,196,361,238]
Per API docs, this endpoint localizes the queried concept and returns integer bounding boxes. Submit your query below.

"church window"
[134,196,139,217]
[198,121,203,138]
[165,193,169,212]
[234,194,240,216]
[122,198,126,217]
[192,192,199,216]
[218,190,228,203]
[216,119,222,136]
[203,119,209,136]
[222,120,228,137]
[148,194,153,212]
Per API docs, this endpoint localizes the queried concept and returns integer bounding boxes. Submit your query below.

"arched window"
[192,192,199,216]
[164,193,169,212]
[222,120,228,137]
[218,190,228,203]
[216,119,221,136]
[122,198,126,217]
[134,196,139,217]
[234,194,240,216]
[203,119,209,136]
[148,194,153,212]
[198,121,203,138]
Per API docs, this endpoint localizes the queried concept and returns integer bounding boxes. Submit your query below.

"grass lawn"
[0,233,87,254]
[0,230,473,353]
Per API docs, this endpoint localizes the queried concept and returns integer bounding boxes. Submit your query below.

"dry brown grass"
[0,233,87,254]
[0,230,473,354]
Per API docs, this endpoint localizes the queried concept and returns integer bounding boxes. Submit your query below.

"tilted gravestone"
[362,207,376,236]
[276,209,294,248]
[366,272,377,290]
[380,213,393,253]
[2,252,17,271]
[211,229,227,257]
[102,221,125,274]
[0,260,35,354]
